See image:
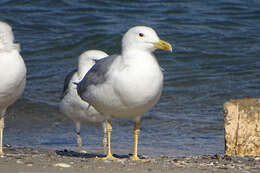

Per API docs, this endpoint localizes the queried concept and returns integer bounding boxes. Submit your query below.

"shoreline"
[0,146,259,173]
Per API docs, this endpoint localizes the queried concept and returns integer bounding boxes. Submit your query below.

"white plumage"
[59,50,108,153]
[0,21,26,155]
[77,26,172,160]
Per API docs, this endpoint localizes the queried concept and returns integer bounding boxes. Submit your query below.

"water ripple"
[1,0,260,156]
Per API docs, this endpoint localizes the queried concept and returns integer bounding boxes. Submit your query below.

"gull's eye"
[139,33,144,37]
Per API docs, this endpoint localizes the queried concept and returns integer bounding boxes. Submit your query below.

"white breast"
[90,52,163,119]
[0,50,26,109]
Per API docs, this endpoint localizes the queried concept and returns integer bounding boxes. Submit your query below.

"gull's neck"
[78,59,95,80]
[0,31,20,52]
[122,47,155,62]
[0,42,20,52]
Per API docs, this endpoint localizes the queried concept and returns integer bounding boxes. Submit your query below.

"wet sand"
[0,146,259,173]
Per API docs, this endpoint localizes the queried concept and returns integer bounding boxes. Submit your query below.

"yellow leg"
[130,122,140,160]
[0,117,4,155]
[97,120,117,160]
[102,122,107,155]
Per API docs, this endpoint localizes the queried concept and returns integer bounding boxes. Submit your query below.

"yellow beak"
[153,40,172,52]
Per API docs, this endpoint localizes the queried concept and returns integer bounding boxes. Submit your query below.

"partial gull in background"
[60,50,108,153]
[77,26,172,160]
[0,21,27,155]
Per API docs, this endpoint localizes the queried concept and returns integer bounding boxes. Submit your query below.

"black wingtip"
[73,82,79,86]
[74,81,83,98]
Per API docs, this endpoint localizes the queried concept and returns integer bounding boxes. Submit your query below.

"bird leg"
[0,116,4,155]
[75,122,86,153]
[130,122,140,160]
[0,116,26,157]
[97,120,118,160]
[129,122,154,162]
[76,132,82,148]
[102,122,107,155]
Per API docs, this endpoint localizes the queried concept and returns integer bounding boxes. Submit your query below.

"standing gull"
[0,22,26,155]
[60,50,108,153]
[77,26,172,160]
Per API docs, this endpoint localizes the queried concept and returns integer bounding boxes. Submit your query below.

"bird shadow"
[55,149,131,159]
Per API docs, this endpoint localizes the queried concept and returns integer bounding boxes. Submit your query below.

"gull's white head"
[78,50,108,78]
[0,21,19,51]
[79,50,108,62]
[122,26,172,53]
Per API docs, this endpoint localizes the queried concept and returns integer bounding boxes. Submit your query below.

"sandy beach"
[0,146,259,173]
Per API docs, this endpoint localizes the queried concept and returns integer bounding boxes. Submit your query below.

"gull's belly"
[60,74,106,123]
[93,65,163,119]
[0,70,26,108]
[60,91,105,123]
[0,51,26,108]
[117,72,163,107]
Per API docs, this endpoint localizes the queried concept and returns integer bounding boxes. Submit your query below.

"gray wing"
[61,68,77,99]
[77,55,118,101]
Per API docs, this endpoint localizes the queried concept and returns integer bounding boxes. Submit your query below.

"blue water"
[1,0,260,156]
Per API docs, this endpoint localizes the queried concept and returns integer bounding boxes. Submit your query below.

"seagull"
[0,21,26,155]
[60,50,108,153]
[77,26,172,160]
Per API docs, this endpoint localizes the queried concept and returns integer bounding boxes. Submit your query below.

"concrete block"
[223,98,260,156]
